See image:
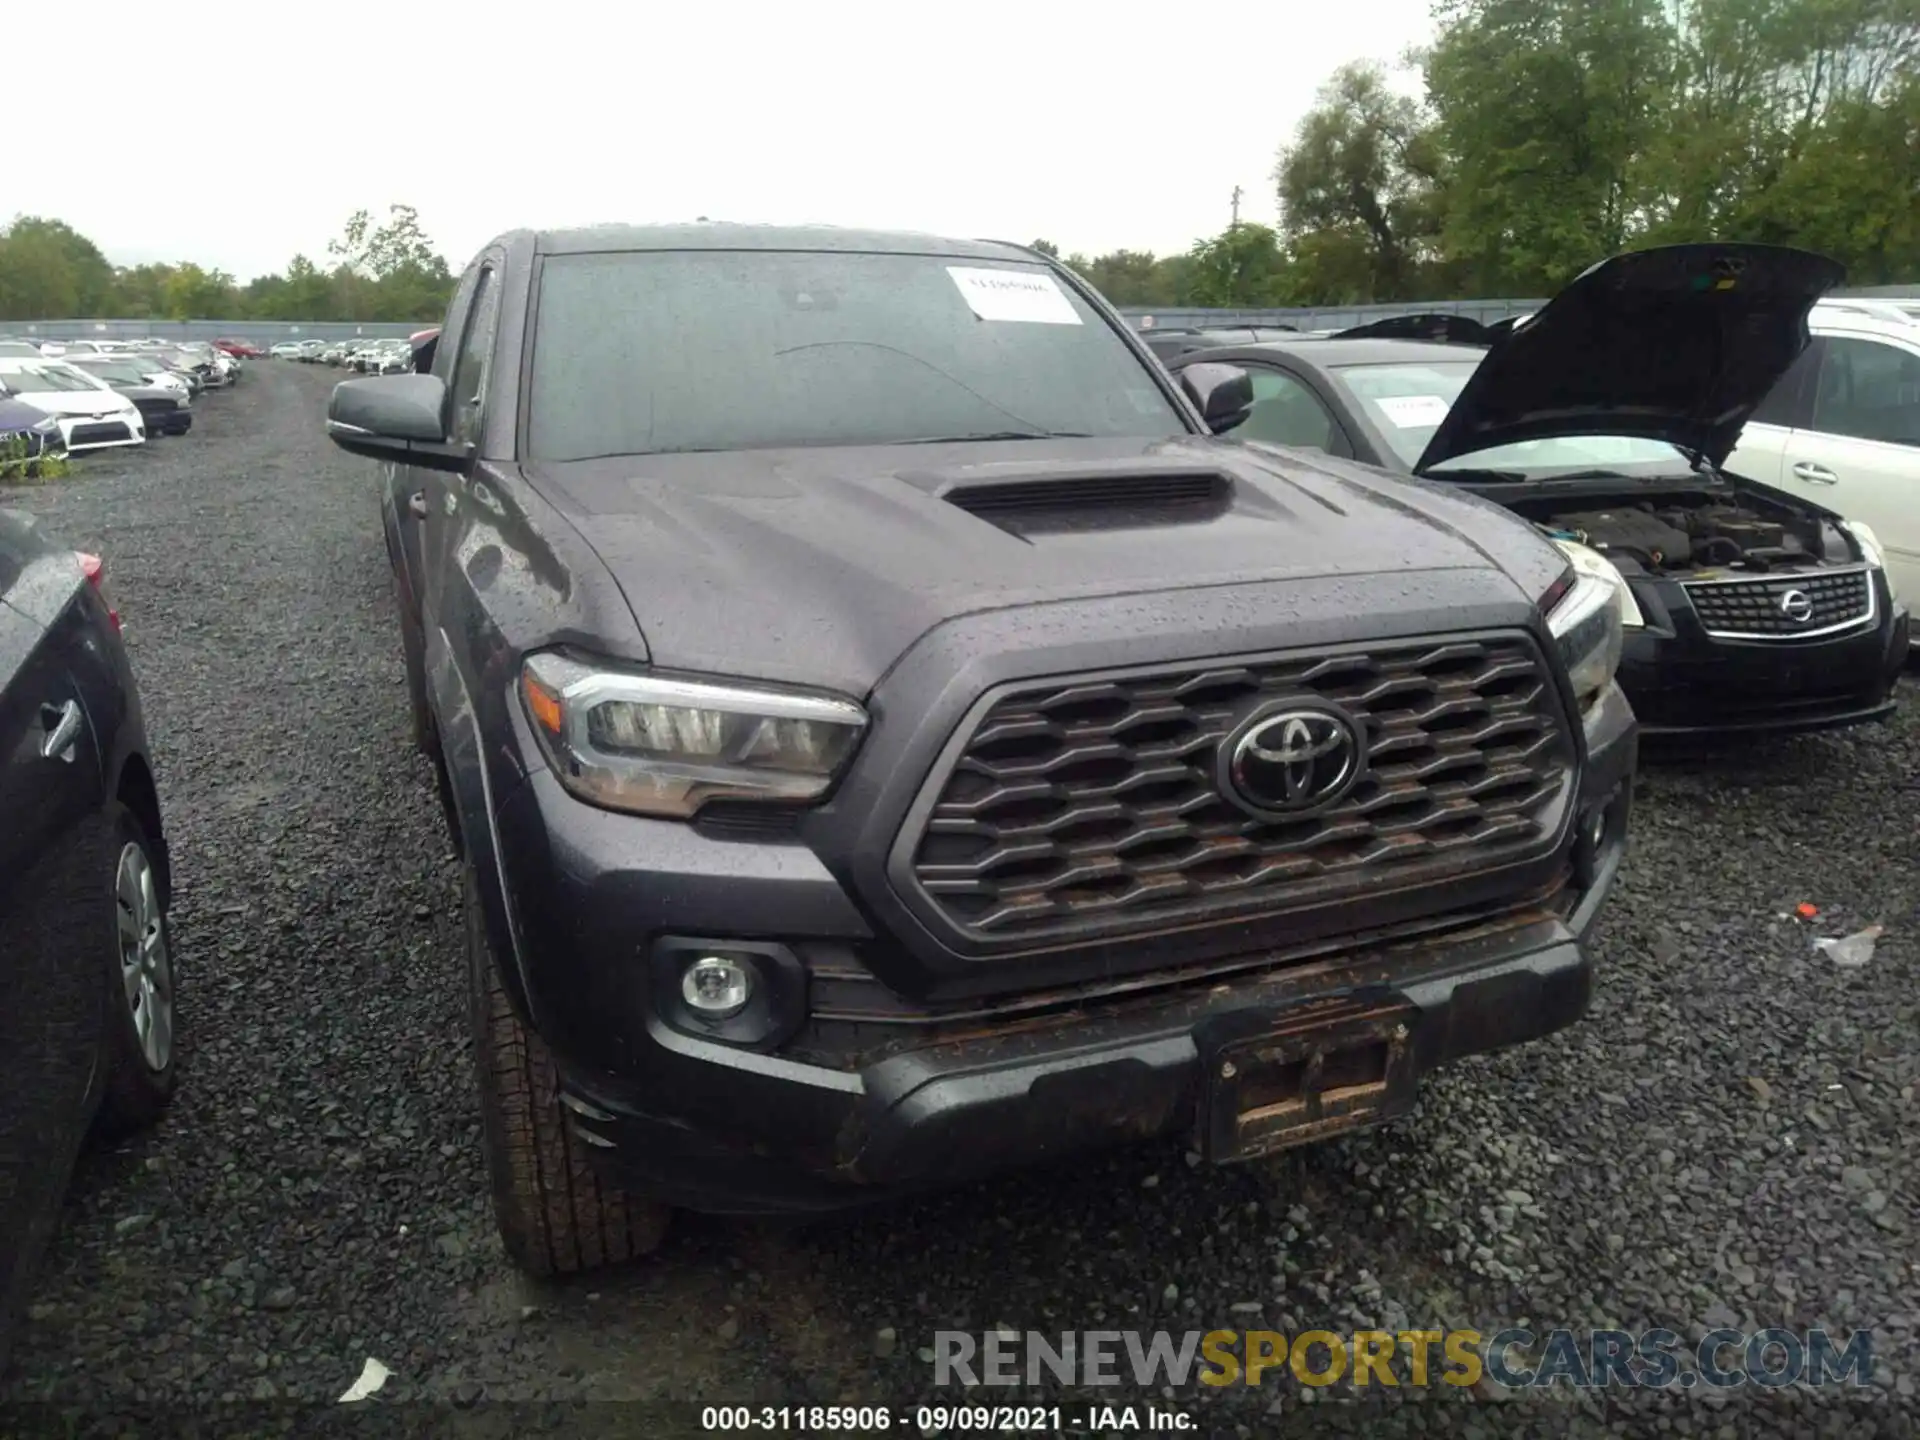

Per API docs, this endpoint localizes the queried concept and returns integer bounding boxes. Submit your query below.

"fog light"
[681,955,752,1019]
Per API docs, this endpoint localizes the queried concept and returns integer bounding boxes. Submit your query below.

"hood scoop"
[934,465,1234,537]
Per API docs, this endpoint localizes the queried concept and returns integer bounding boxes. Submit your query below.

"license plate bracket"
[1199,998,1419,1164]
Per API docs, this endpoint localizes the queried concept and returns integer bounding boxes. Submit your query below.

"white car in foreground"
[1728,310,1920,601]
[0,358,146,452]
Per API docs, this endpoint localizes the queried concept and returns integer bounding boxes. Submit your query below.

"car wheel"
[97,805,179,1137]
[466,864,670,1276]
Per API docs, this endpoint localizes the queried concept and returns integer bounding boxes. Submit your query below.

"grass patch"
[0,433,72,485]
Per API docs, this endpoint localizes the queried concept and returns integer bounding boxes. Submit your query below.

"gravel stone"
[3,364,1916,1437]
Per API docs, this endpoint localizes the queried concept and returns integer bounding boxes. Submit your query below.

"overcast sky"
[57,0,1434,281]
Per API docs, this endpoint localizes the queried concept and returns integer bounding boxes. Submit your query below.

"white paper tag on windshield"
[947,267,1082,325]
[1374,394,1453,427]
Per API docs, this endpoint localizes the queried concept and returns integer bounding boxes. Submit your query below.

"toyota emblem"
[1220,705,1364,818]
[1778,589,1815,624]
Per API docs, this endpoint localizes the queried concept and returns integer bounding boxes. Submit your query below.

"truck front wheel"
[466,865,670,1275]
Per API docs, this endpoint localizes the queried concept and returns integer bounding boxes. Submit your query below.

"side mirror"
[326,374,471,472]
[1179,362,1255,434]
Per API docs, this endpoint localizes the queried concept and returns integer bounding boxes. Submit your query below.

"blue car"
[0,395,65,467]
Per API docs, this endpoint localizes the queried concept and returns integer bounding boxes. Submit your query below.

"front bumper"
[56,414,145,451]
[490,660,1637,1215]
[1620,569,1907,736]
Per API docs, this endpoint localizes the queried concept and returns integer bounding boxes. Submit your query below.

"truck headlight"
[1843,521,1893,599]
[1544,566,1625,710]
[519,652,867,819]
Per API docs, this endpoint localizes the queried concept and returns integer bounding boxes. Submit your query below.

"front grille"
[904,636,1574,946]
[67,422,132,447]
[1683,568,1873,639]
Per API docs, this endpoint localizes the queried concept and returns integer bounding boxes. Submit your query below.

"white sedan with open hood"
[0,358,147,452]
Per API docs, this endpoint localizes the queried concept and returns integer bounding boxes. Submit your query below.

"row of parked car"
[0,336,250,464]
[269,336,413,372]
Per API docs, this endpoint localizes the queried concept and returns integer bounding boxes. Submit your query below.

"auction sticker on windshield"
[1373,394,1453,427]
[948,266,1083,325]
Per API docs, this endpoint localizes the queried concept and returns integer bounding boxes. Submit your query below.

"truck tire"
[97,804,180,1138]
[466,864,670,1275]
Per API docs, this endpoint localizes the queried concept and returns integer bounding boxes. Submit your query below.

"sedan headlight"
[1544,565,1625,710]
[31,415,60,435]
[1843,520,1893,599]
[1551,537,1643,627]
[519,652,868,818]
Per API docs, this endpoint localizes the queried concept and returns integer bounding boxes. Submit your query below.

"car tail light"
[77,551,120,632]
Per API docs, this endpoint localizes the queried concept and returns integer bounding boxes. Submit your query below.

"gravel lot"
[1,360,1915,1436]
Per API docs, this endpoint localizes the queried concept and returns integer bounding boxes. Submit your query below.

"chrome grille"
[905,636,1575,946]
[1683,567,1873,639]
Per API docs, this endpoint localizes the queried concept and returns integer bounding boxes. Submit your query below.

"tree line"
[1048,0,1918,307]
[4,1,1914,323]
[0,206,457,324]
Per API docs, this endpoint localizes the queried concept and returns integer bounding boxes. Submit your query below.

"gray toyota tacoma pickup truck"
[326,223,1636,1275]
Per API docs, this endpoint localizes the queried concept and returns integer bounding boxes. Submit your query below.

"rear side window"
[525,250,1185,460]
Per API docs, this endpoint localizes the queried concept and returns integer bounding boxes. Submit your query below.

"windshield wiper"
[893,430,1092,444]
[1533,467,1677,482]
[1426,466,1701,484]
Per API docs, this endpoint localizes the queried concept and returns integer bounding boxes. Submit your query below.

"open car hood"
[1412,244,1844,475]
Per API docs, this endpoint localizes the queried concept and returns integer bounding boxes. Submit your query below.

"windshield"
[527,250,1186,460]
[0,361,108,393]
[1336,360,1691,473]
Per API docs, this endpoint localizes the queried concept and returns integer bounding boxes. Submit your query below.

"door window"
[1812,338,1920,447]
[1232,368,1342,453]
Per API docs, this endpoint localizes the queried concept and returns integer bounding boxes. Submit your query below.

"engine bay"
[1516,490,1850,577]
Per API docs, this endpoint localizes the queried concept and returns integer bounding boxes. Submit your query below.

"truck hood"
[523,436,1567,696]
[1414,243,1845,475]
